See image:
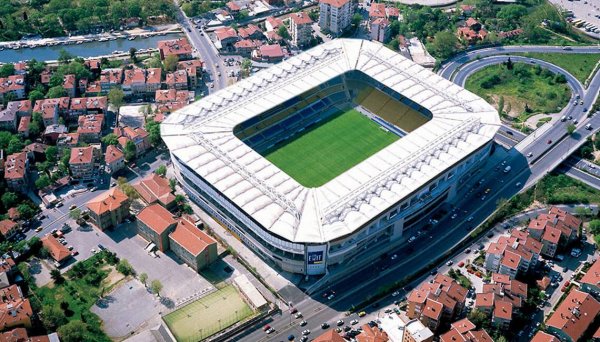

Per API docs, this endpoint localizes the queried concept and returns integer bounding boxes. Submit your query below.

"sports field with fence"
[265,109,399,187]
[163,285,253,342]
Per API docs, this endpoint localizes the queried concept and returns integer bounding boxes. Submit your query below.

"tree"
[139,272,148,286]
[150,279,163,297]
[117,259,135,276]
[241,58,252,77]
[47,85,67,98]
[429,31,459,59]
[1,192,18,209]
[351,13,363,28]
[28,90,45,103]
[567,123,576,135]
[277,26,290,40]
[35,175,52,189]
[50,269,65,284]
[155,165,167,177]
[69,208,81,220]
[58,49,74,64]
[175,194,186,205]
[45,146,59,163]
[41,305,67,330]
[124,140,137,161]
[468,309,490,330]
[16,204,36,220]
[0,64,15,78]
[129,47,138,63]
[505,57,514,70]
[57,320,88,342]
[101,133,119,146]
[169,178,177,192]
[145,120,162,146]
[108,87,125,124]
[163,54,179,72]
[574,206,591,218]
[589,219,600,234]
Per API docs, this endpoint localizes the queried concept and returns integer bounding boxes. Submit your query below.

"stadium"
[161,39,500,275]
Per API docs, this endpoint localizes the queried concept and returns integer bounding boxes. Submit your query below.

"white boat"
[76,41,83,44]
[128,36,136,40]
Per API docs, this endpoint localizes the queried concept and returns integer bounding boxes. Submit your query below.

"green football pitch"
[264,109,399,187]
[163,285,253,342]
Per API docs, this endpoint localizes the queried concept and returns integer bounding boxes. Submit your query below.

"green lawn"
[535,174,600,204]
[514,52,600,84]
[465,62,571,122]
[163,285,253,342]
[264,109,399,187]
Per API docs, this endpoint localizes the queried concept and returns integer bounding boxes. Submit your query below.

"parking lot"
[551,0,600,38]
[57,219,214,304]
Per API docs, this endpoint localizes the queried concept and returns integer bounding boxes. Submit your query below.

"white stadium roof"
[161,39,500,244]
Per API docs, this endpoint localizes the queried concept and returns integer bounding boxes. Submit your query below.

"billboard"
[307,251,324,265]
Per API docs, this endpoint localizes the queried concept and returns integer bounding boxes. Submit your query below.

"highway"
[234,46,600,342]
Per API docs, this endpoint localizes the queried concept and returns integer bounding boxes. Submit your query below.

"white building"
[289,12,314,47]
[161,39,499,276]
[370,18,390,43]
[318,0,352,36]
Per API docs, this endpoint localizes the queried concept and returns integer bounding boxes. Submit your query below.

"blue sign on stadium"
[307,251,324,264]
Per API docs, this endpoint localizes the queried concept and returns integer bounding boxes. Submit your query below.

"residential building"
[79,78,88,94]
[0,285,33,329]
[41,234,71,264]
[313,329,345,342]
[86,188,130,230]
[99,68,123,93]
[42,124,68,143]
[440,318,493,342]
[165,70,189,90]
[407,274,467,332]
[0,220,18,240]
[63,74,77,97]
[57,132,80,150]
[289,12,313,47]
[68,96,108,118]
[77,114,104,142]
[158,38,193,60]
[318,0,352,36]
[34,97,70,126]
[226,1,241,14]
[132,173,176,209]
[4,152,28,193]
[155,89,193,115]
[0,328,59,342]
[215,27,240,49]
[498,250,520,279]
[17,116,30,138]
[254,44,286,62]
[531,331,560,342]
[235,39,263,56]
[0,75,26,102]
[370,18,390,43]
[355,324,388,342]
[105,145,125,174]
[136,204,177,252]
[265,31,283,43]
[122,68,147,96]
[238,24,263,40]
[403,319,434,342]
[0,103,18,132]
[265,16,284,32]
[541,226,561,258]
[177,59,203,88]
[491,300,512,329]
[115,126,151,157]
[546,289,600,342]
[86,81,102,96]
[69,146,95,179]
[484,229,542,276]
[581,259,600,295]
[24,142,47,162]
[169,216,218,272]
[368,3,386,20]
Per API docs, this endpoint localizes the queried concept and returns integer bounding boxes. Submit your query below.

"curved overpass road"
[439,45,600,81]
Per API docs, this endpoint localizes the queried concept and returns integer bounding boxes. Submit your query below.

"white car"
[295,312,303,319]
[302,329,310,335]
[392,291,399,297]
[300,320,307,326]
[351,319,359,325]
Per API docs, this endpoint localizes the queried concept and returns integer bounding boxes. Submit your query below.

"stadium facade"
[161,39,500,276]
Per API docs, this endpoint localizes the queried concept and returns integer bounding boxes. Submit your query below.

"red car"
[458,262,465,268]
[263,325,271,331]
[291,308,298,314]
[547,139,552,144]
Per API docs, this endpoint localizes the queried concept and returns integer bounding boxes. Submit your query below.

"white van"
[503,166,512,173]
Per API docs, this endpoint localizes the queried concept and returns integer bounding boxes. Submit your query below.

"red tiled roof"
[237,24,262,39]
[4,152,27,180]
[105,145,124,164]
[100,68,123,84]
[355,324,388,342]
[0,220,17,237]
[531,331,560,342]
[234,39,262,49]
[226,1,241,11]
[422,298,443,321]
[165,70,188,85]
[169,217,217,256]
[138,204,177,235]
[86,188,129,216]
[466,17,479,27]
[542,226,561,244]
[158,38,193,57]
[467,330,493,342]
[0,75,25,94]
[132,173,176,207]
[17,116,30,133]
[581,259,600,288]
[146,68,161,84]
[486,242,505,255]
[313,329,345,342]
[266,16,284,30]
[546,289,600,342]
[320,0,349,8]
[493,300,512,321]
[69,146,94,164]
[123,68,146,85]
[440,328,467,342]
[386,7,399,17]
[475,293,494,308]
[450,318,476,334]
[41,234,71,262]
[290,12,313,25]
[215,27,239,41]
[492,273,510,285]
[63,74,76,89]
[259,44,284,58]
[500,250,520,270]
[0,285,32,329]
[369,3,386,18]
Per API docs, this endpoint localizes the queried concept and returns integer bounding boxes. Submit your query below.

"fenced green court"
[163,285,253,341]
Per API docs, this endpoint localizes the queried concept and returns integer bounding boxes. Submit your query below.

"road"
[439,45,600,81]
[170,0,228,92]
[236,46,600,341]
